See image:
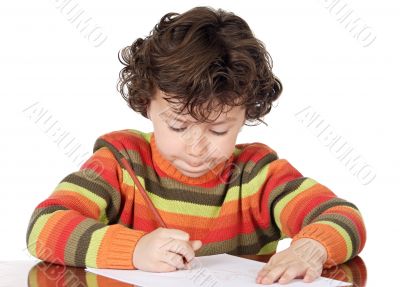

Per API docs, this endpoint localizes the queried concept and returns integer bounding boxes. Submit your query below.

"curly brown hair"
[117,6,282,126]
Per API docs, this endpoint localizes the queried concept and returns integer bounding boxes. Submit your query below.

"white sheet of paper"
[86,253,352,287]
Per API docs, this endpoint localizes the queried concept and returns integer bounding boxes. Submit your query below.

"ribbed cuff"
[292,224,346,268]
[99,226,147,269]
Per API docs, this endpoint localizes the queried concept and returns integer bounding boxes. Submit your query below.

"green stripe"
[144,164,270,213]
[26,205,68,245]
[122,169,140,187]
[55,182,108,223]
[85,227,108,267]
[225,165,270,202]
[28,267,38,286]
[85,272,99,287]
[65,171,121,222]
[257,240,279,255]
[98,130,279,206]
[273,178,318,230]
[64,218,99,266]
[148,191,221,217]
[316,214,359,259]
[27,213,54,257]
[135,129,152,142]
[197,226,280,256]
[146,165,269,217]
[302,198,358,228]
[74,223,105,267]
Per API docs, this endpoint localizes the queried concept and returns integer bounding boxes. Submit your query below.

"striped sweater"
[26,129,366,269]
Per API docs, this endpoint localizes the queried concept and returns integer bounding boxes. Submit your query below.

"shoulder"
[92,128,152,154]
[234,140,278,163]
[232,141,304,184]
[229,140,281,183]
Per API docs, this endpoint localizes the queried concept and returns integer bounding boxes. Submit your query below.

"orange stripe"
[322,205,366,250]
[135,201,262,240]
[97,275,133,287]
[96,147,118,159]
[96,226,141,269]
[36,211,70,261]
[50,191,100,219]
[280,185,333,235]
[136,188,259,221]
[218,192,259,216]
[293,222,348,267]
[82,148,123,191]
[96,227,115,268]
[133,187,262,235]
[148,200,255,228]
[36,266,53,287]
[47,214,83,264]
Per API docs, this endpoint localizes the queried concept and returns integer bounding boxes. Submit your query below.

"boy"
[26,6,366,285]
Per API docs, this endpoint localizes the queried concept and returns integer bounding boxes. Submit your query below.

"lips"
[188,162,203,167]
[182,161,208,173]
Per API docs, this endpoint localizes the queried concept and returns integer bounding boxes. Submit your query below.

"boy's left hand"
[256,238,327,285]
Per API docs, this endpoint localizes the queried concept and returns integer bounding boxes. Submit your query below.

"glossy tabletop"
[0,255,367,287]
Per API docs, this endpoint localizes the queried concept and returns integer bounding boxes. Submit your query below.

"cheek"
[165,138,185,153]
[208,135,237,160]
[154,129,185,158]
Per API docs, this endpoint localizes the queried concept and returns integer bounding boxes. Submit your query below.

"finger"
[278,265,305,284]
[189,240,202,251]
[155,261,177,273]
[256,261,273,278]
[160,228,190,241]
[257,265,287,285]
[182,240,202,269]
[163,239,196,263]
[303,267,321,283]
[162,250,186,269]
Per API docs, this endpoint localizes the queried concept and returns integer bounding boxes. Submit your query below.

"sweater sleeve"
[264,158,366,268]
[25,146,147,269]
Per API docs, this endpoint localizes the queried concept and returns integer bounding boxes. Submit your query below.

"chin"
[179,169,208,178]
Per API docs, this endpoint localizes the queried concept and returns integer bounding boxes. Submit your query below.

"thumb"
[161,228,190,241]
[189,240,202,251]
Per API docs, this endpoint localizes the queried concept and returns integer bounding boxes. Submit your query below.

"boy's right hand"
[133,227,202,272]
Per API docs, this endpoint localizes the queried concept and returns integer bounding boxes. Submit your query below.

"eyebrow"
[171,116,236,125]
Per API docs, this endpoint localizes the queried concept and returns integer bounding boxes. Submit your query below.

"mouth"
[182,162,208,173]
[188,162,203,167]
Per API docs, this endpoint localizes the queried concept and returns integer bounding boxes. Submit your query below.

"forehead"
[154,89,244,122]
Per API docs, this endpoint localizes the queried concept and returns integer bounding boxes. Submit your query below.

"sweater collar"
[150,132,234,185]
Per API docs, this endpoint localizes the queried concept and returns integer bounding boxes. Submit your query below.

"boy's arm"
[264,158,366,268]
[26,146,147,269]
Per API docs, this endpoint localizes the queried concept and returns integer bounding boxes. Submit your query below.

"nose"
[184,127,209,158]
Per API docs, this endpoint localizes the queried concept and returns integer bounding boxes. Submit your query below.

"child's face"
[148,88,246,178]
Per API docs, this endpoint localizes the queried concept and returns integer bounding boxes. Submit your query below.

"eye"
[211,130,228,136]
[168,126,187,132]
[168,126,228,136]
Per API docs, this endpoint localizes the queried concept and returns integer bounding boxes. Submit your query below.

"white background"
[0,1,398,285]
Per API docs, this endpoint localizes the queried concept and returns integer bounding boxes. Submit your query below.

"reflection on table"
[28,255,367,287]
